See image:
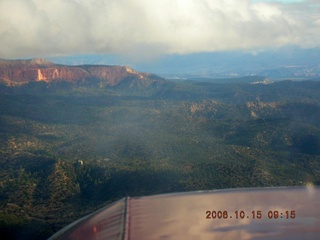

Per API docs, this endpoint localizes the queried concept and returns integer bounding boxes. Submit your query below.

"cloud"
[0,0,319,59]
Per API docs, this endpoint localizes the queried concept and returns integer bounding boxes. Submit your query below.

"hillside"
[0,66,320,239]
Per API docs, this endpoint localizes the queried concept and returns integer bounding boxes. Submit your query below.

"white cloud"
[0,0,319,59]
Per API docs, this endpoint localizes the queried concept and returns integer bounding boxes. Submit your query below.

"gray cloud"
[0,0,319,59]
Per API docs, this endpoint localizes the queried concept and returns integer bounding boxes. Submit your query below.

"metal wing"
[49,186,320,240]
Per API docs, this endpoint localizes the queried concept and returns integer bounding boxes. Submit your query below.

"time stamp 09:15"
[205,210,296,220]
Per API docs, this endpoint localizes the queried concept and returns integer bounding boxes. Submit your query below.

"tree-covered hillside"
[0,78,320,239]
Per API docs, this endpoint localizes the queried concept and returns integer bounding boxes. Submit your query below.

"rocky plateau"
[0,58,164,87]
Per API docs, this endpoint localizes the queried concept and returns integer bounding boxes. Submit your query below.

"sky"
[0,0,319,71]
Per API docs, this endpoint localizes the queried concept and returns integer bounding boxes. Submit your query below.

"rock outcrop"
[0,58,165,87]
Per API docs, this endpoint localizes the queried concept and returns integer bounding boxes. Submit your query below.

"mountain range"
[46,48,320,80]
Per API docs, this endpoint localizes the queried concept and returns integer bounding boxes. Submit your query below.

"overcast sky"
[0,0,319,61]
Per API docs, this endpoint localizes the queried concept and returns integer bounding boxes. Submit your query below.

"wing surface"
[49,186,320,240]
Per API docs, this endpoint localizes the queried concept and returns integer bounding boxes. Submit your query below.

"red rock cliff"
[0,58,164,86]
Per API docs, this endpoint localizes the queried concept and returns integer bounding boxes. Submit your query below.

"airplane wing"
[49,186,320,240]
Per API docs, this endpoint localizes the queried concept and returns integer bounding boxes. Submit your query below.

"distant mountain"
[123,47,320,79]
[0,58,165,87]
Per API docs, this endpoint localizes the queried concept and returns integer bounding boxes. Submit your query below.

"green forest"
[0,77,320,239]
